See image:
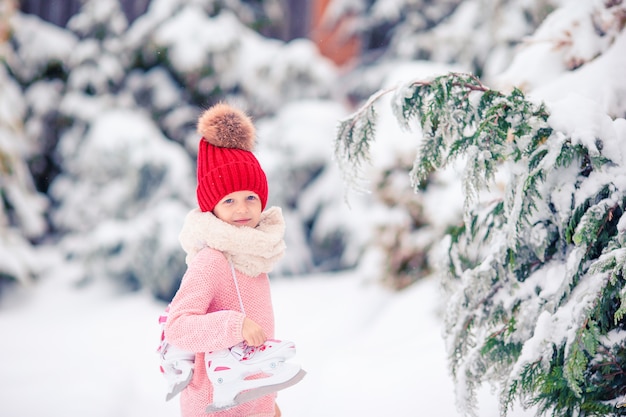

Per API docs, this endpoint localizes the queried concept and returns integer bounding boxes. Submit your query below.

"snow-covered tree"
[2,0,346,298]
[333,60,467,288]
[0,63,49,291]
[256,80,464,281]
[328,0,561,79]
[335,1,626,416]
[125,0,338,118]
[256,99,376,275]
[0,3,60,291]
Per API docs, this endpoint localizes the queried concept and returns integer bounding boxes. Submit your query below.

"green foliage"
[335,72,626,416]
[336,90,381,192]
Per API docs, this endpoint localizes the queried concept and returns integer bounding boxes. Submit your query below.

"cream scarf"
[178,206,286,277]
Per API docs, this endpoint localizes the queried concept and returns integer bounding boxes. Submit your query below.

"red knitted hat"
[195,103,268,212]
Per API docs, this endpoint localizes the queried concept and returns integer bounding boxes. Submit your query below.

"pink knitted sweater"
[165,207,286,417]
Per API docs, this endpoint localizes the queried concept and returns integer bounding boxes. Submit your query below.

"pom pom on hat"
[197,103,256,151]
[195,103,268,213]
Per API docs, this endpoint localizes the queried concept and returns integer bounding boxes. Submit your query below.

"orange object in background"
[0,0,17,43]
[309,0,361,67]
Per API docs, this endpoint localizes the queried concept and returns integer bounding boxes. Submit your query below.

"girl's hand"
[242,317,267,347]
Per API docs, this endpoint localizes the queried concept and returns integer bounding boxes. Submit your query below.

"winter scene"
[1,0,626,416]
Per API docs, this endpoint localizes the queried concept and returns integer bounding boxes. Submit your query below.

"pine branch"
[334,71,626,417]
[335,87,395,193]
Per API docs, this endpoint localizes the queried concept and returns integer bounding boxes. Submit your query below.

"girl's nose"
[234,201,247,213]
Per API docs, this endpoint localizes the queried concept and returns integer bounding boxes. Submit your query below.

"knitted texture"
[164,247,276,417]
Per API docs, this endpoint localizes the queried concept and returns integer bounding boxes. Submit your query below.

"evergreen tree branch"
[334,71,626,417]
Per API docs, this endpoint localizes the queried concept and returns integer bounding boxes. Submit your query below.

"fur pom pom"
[197,103,256,151]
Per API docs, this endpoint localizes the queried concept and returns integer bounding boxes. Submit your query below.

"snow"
[2,0,626,416]
[0,265,519,417]
[155,8,234,74]
[8,13,78,81]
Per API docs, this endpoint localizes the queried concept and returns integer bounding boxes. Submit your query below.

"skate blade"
[165,371,194,402]
[205,369,306,413]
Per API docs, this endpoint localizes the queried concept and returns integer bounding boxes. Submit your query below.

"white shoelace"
[229,259,246,315]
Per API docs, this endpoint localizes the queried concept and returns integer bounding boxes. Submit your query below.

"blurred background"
[1,1,624,416]
[1,0,483,300]
[1,0,573,301]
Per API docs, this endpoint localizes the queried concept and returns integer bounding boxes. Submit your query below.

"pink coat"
[164,247,276,417]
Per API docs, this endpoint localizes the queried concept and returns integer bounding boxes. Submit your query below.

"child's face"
[213,190,262,228]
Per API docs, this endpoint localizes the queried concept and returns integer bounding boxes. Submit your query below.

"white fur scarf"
[178,206,286,277]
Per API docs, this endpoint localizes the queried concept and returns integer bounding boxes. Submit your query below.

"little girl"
[163,103,302,417]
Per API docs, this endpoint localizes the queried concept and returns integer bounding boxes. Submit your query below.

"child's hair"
[195,103,268,212]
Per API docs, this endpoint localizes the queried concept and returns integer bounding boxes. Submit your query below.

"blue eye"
[247,195,257,201]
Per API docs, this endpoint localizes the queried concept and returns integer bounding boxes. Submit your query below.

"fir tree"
[0,64,49,290]
[335,71,626,416]
[2,0,343,298]
[327,0,559,78]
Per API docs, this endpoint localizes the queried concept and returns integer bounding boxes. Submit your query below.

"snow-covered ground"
[0,269,533,417]
[2,2,625,417]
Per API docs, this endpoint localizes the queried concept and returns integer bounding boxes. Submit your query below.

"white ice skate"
[157,308,195,401]
[204,339,306,413]
[159,343,195,401]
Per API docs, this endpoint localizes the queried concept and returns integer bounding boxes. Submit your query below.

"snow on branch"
[334,71,626,416]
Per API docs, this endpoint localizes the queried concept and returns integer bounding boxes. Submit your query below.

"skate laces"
[230,339,282,361]
[230,342,258,361]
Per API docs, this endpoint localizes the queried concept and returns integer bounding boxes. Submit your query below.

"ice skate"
[157,307,195,401]
[159,343,195,401]
[204,339,306,413]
